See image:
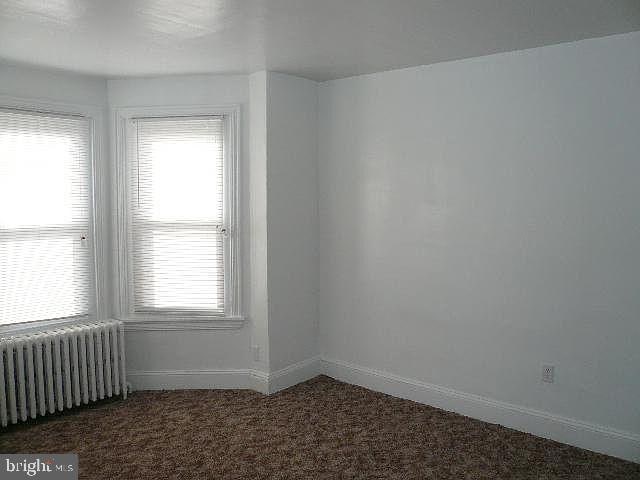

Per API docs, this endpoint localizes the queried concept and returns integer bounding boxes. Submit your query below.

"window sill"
[121,316,246,332]
[0,316,91,338]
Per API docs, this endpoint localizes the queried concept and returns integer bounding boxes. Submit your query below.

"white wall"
[107,75,257,375]
[0,63,107,106]
[248,71,271,375]
[266,72,319,371]
[107,72,321,388]
[318,31,640,457]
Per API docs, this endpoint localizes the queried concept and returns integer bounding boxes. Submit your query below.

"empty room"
[1,1,639,478]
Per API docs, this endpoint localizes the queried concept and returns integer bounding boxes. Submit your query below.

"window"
[0,108,94,326]
[116,108,240,323]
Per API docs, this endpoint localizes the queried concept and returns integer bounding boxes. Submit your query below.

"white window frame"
[113,105,243,331]
[0,95,108,336]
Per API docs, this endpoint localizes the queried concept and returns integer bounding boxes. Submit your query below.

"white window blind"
[0,108,92,326]
[127,116,226,316]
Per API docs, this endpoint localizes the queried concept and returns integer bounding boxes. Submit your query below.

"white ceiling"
[1,0,639,81]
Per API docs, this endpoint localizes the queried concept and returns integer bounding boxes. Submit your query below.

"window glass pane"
[0,234,89,324]
[130,117,225,315]
[0,109,91,325]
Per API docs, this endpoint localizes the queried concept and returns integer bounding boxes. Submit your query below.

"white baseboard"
[126,355,321,396]
[322,357,640,463]
[127,356,639,462]
[268,355,322,394]
[128,368,268,393]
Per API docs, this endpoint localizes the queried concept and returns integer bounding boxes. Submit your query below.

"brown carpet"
[1,375,638,479]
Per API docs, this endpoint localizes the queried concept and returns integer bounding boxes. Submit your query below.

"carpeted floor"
[1,375,638,479]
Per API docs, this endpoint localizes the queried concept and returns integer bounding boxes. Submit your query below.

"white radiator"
[0,319,127,427]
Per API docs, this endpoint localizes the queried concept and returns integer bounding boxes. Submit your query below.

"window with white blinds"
[0,108,93,326]
[126,116,227,316]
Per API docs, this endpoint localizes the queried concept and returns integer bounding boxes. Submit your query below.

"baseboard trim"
[268,355,322,394]
[321,357,640,463]
[128,368,269,393]
[126,356,321,396]
[128,357,639,462]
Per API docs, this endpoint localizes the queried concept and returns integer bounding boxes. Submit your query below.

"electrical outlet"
[542,364,555,383]
[252,345,260,362]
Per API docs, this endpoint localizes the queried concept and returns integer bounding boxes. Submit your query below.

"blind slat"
[129,117,225,315]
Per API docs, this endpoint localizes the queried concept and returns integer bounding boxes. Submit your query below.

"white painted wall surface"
[107,74,256,373]
[266,72,319,371]
[318,31,640,440]
[248,71,271,375]
[0,63,107,106]
[111,72,321,383]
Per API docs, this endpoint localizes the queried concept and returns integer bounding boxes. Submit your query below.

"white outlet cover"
[542,364,555,383]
